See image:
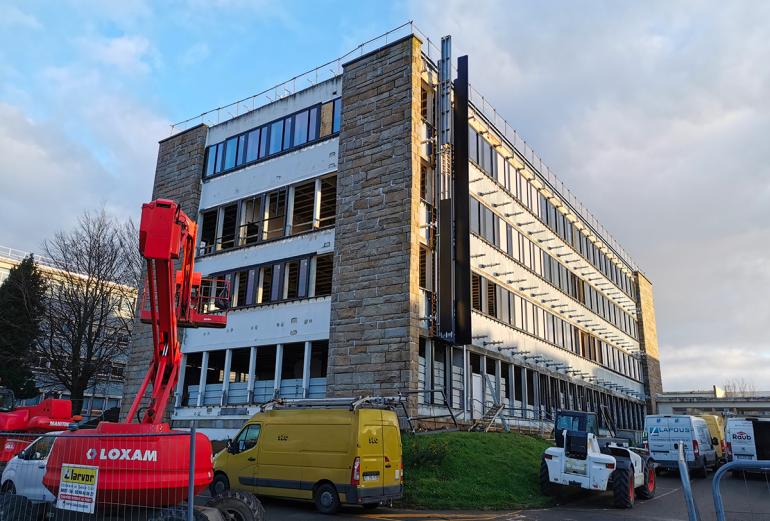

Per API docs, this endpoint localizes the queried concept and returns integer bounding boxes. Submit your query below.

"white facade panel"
[182,297,331,353]
[199,138,338,210]
[195,228,334,275]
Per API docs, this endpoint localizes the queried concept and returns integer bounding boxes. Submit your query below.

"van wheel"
[314,483,341,515]
[611,467,635,508]
[636,461,656,500]
[1,481,15,494]
[210,473,230,496]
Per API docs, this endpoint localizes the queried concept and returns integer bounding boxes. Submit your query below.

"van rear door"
[381,411,402,493]
[753,419,770,460]
[357,410,385,499]
[728,419,757,460]
[647,416,675,462]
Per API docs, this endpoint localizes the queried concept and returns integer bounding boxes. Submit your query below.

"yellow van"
[212,407,403,514]
[699,414,727,463]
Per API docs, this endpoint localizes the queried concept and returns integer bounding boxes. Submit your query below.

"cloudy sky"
[1,1,768,391]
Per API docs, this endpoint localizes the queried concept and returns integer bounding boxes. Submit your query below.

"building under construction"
[122,24,662,439]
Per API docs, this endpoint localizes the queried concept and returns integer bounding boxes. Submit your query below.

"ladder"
[469,403,506,432]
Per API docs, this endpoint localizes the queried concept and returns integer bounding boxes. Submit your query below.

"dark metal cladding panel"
[437,198,454,339]
[453,56,471,346]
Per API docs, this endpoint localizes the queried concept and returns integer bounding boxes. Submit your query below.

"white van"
[644,415,718,477]
[725,417,770,463]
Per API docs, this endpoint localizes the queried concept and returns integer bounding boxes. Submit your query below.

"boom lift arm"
[125,199,226,424]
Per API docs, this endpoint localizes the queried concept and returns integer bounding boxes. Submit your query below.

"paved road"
[263,472,769,521]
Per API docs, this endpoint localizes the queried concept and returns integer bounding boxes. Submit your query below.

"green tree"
[0,255,46,398]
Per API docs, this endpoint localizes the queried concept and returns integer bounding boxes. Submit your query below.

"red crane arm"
[125,199,226,424]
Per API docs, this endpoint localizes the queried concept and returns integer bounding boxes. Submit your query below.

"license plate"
[363,472,380,482]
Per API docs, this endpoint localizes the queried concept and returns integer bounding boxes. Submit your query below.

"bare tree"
[38,210,141,414]
[722,377,756,397]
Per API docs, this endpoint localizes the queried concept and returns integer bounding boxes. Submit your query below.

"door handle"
[248,457,256,462]
[38,465,46,469]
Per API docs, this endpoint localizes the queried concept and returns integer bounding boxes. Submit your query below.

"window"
[207,350,226,384]
[237,134,247,166]
[310,340,329,377]
[223,137,238,171]
[314,254,333,297]
[291,181,315,234]
[308,106,319,141]
[268,120,283,154]
[220,204,238,250]
[320,101,334,137]
[318,175,336,228]
[233,424,261,453]
[240,196,263,245]
[282,116,293,150]
[233,270,249,307]
[281,343,304,379]
[259,266,274,304]
[284,259,305,299]
[246,129,260,162]
[486,279,497,317]
[264,189,286,240]
[255,346,277,380]
[293,110,309,146]
[332,98,342,133]
[471,273,482,311]
[229,348,250,383]
[205,146,218,177]
[199,209,218,254]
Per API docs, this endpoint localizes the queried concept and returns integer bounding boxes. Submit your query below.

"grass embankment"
[401,431,553,510]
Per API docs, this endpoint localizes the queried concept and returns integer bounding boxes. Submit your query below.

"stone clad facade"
[636,272,662,413]
[326,36,424,398]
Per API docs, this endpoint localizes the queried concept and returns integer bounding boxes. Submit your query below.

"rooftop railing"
[170,21,639,272]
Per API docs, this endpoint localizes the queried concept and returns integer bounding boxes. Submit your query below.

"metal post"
[677,441,700,521]
[188,421,197,521]
[712,460,770,521]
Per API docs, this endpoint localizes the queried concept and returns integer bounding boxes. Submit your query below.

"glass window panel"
[314,254,333,297]
[282,116,293,150]
[237,134,247,166]
[308,106,319,141]
[269,120,283,154]
[259,125,268,157]
[332,98,342,133]
[215,142,224,172]
[223,137,237,170]
[293,110,309,146]
[318,175,337,228]
[205,146,217,177]
[246,129,260,162]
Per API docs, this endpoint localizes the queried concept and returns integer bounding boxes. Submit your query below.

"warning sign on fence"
[56,464,99,513]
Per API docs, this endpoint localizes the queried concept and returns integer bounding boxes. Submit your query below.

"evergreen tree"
[0,255,46,398]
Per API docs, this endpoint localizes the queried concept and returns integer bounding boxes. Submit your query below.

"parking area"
[261,473,769,521]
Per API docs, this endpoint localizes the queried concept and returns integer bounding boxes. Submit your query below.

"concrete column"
[463,346,469,418]
[285,185,295,235]
[302,341,312,398]
[495,359,502,404]
[196,351,209,407]
[274,344,284,397]
[424,339,433,403]
[445,346,453,407]
[308,257,317,298]
[313,178,322,228]
[507,364,516,414]
[480,354,487,411]
[175,354,187,408]
[532,370,540,420]
[247,347,257,403]
[520,367,528,418]
[221,349,232,406]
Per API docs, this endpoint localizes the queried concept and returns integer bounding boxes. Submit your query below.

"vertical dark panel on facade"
[453,56,471,345]
[437,198,454,339]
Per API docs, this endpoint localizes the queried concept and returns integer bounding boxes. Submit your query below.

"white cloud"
[76,35,157,75]
[180,42,210,66]
[411,1,770,390]
[0,6,42,30]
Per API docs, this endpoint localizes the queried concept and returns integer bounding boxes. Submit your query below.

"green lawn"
[400,431,553,510]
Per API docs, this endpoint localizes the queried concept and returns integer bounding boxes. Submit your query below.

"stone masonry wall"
[636,271,663,414]
[326,36,424,403]
[120,124,208,420]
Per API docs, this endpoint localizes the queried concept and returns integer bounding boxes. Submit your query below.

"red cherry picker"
[42,199,264,520]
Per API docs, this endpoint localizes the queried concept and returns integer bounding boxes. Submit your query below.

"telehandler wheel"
[636,461,656,500]
[539,458,557,497]
[146,506,208,521]
[611,467,635,509]
[207,490,265,521]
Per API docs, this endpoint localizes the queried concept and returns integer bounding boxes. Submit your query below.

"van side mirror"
[226,439,236,454]
[712,437,718,446]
